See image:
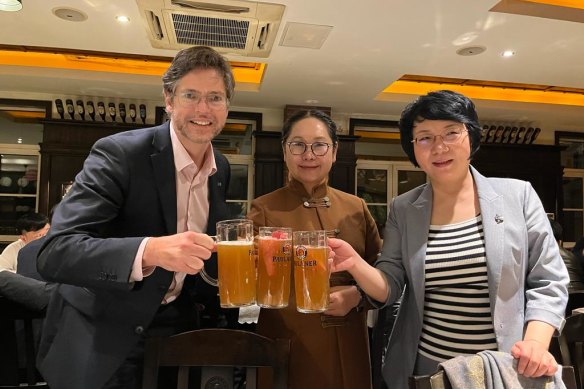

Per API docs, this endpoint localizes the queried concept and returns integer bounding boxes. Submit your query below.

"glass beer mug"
[293,230,330,313]
[199,219,256,308]
[257,227,292,308]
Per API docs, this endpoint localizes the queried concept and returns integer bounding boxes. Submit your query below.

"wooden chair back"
[142,328,289,389]
[558,314,584,389]
[567,291,584,316]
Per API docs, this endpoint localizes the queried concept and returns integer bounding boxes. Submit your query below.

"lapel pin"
[495,215,504,224]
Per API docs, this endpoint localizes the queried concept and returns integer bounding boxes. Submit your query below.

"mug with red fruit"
[257,227,293,308]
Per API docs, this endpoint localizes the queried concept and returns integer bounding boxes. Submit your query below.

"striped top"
[418,215,497,362]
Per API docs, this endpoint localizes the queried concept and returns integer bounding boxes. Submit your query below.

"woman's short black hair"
[399,90,482,167]
[281,110,339,145]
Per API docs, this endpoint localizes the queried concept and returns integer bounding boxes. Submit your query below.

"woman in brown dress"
[247,110,382,389]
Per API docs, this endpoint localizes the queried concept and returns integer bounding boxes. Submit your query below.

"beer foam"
[218,240,253,246]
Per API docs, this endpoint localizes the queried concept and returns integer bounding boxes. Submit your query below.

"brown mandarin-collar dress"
[247,179,382,389]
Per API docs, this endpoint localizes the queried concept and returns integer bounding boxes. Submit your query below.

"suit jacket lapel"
[151,123,177,234]
[408,184,433,321]
[471,166,504,311]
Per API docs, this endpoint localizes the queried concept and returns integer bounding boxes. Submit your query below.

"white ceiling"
[2,0,584,135]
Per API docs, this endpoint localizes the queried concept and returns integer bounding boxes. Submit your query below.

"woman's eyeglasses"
[285,141,332,156]
[411,128,468,148]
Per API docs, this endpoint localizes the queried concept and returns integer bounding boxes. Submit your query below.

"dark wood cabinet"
[329,135,359,194]
[253,130,285,197]
[472,143,564,219]
[39,120,142,214]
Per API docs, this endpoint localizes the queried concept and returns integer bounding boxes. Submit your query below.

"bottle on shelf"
[55,99,65,119]
[515,127,526,144]
[501,126,511,143]
[523,127,535,144]
[528,128,541,144]
[480,125,489,143]
[129,104,137,122]
[108,103,116,122]
[508,127,518,144]
[139,104,147,124]
[87,101,96,121]
[65,99,75,120]
[486,126,497,143]
[119,103,126,123]
[76,100,85,121]
[97,102,106,121]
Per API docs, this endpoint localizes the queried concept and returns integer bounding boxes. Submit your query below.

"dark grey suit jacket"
[36,122,231,389]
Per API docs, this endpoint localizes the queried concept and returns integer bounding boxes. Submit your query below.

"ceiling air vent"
[136,0,285,57]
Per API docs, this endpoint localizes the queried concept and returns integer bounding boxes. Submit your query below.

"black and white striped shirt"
[418,215,497,362]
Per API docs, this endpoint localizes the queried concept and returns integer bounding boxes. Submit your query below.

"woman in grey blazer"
[329,90,569,388]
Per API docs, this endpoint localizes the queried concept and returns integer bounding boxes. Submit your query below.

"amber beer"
[293,230,329,313]
[257,227,292,308]
[217,241,256,307]
[212,219,256,308]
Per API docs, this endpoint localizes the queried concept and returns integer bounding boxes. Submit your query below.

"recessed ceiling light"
[501,50,516,57]
[52,7,88,22]
[0,0,21,12]
[456,46,486,56]
[116,15,130,23]
[305,99,319,104]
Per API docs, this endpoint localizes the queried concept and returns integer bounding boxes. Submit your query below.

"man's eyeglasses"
[411,128,468,148]
[285,141,332,156]
[176,92,227,108]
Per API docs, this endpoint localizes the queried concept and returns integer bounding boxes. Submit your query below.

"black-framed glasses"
[411,128,468,148]
[285,141,332,156]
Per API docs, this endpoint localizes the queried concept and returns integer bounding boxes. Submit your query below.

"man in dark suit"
[36,46,234,389]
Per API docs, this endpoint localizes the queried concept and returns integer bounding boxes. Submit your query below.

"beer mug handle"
[199,235,218,287]
[199,267,218,287]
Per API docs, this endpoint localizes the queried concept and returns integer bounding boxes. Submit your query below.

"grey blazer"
[375,166,569,389]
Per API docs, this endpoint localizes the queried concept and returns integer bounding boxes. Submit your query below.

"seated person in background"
[0,212,49,273]
[17,205,57,281]
[328,90,569,388]
[549,218,584,292]
[0,208,57,310]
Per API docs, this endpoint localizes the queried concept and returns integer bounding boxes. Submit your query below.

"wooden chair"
[142,328,290,389]
[409,371,451,389]
[409,366,577,389]
[566,291,584,316]
[0,297,47,388]
[558,313,584,389]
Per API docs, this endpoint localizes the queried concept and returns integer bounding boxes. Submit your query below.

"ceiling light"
[116,15,130,23]
[501,50,516,57]
[52,7,88,22]
[305,99,319,104]
[456,46,486,56]
[0,0,22,12]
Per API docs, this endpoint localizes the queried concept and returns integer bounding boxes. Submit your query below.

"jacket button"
[135,326,144,335]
